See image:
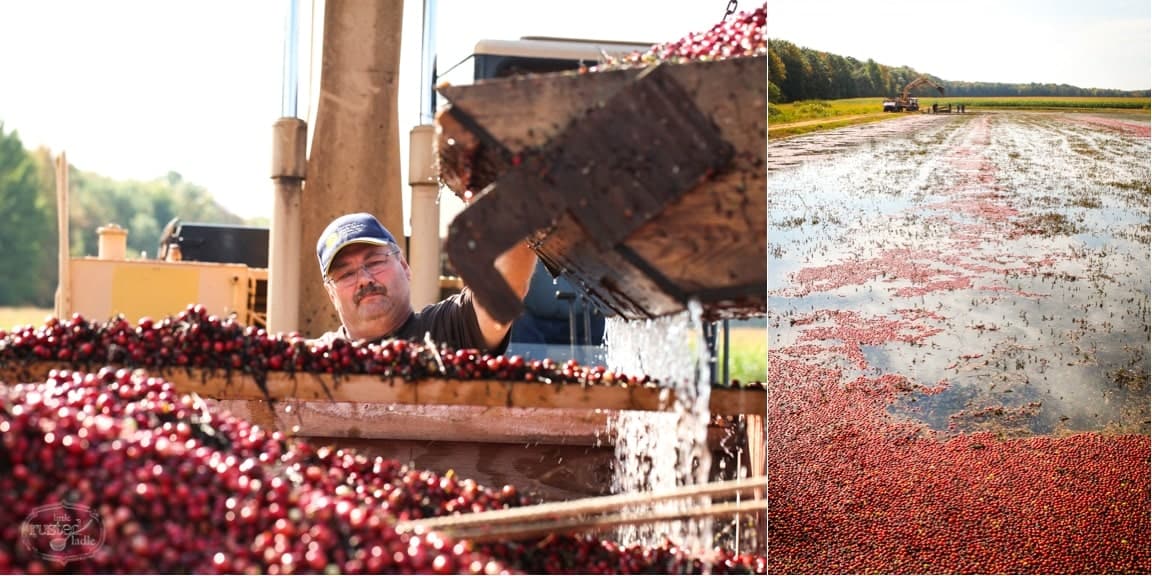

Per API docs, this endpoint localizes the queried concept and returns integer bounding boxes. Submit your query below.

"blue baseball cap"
[316,213,399,276]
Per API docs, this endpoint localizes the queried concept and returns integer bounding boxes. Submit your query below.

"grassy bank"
[724,326,767,384]
[769,96,1151,139]
[769,98,885,123]
[926,96,1150,110]
[767,98,896,139]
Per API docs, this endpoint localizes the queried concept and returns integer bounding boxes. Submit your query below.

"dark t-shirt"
[314,288,509,354]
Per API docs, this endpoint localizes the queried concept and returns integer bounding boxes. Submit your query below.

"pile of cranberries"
[0,307,635,388]
[601,2,766,69]
[766,356,1150,574]
[0,307,764,392]
[0,366,765,573]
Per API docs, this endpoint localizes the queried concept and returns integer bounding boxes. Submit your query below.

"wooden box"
[436,56,767,323]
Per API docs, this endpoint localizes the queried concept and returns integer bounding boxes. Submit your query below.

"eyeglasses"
[325,249,400,289]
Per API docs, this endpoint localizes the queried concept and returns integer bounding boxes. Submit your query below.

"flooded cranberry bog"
[766,111,1151,573]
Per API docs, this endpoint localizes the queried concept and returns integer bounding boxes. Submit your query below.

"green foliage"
[772,96,1149,126]
[67,169,243,259]
[0,119,254,306]
[769,98,886,123]
[939,97,1150,110]
[0,124,49,306]
[795,100,834,117]
[726,327,766,384]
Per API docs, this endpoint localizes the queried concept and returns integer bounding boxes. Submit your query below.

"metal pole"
[268,0,307,333]
[557,291,577,360]
[54,152,71,319]
[409,124,440,309]
[268,118,308,333]
[582,297,592,346]
[705,321,719,386]
[407,0,441,309]
[722,318,730,386]
[281,0,300,118]
[419,0,438,123]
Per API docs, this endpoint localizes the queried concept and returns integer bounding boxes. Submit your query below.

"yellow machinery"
[883,74,945,112]
[67,258,268,328]
[55,221,466,329]
[58,223,268,328]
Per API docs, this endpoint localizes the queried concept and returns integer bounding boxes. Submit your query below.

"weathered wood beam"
[296,0,406,338]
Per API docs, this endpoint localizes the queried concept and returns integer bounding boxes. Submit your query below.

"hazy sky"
[0,0,732,225]
[769,0,1151,91]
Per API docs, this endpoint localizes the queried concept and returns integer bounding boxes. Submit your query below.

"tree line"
[0,122,260,307]
[768,38,1152,104]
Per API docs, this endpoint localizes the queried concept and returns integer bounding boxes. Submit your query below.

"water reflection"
[768,112,1151,436]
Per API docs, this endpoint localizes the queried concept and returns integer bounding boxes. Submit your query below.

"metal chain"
[722,0,738,21]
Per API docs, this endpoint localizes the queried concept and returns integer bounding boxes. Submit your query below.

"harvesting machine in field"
[883,74,945,112]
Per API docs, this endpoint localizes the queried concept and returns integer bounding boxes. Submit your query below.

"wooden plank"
[746,414,766,478]
[54,152,71,319]
[404,500,765,543]
[436,56,766,322]
[238,399,279,431]
[214,401,613,445]
[215,402,747,450]
[296,0,407,339]
[438,67,641,170]
[395,476,766,540]
[711,388,768,419]
[307,436,615,503]
[537,64,734,252]
[625,57,766,313]
[443,64,737,324]
[533,212,687,319]
[3,365,761,506]
[437,57,762,203]
[1,363,766,417]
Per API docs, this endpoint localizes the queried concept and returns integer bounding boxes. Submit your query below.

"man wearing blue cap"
[313,212,536,353]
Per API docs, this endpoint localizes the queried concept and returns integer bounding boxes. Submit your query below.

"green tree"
[66,169,245,260]
[775,40,812,101]
[30,147,60,307]
[802,48,833,100]
[767,46,786,104]
[866,59,886,97]
[0,120,261,305]
[0,123,49,305]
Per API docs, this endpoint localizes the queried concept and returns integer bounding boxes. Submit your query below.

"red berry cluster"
[765,355,1150,574]
[508,534,766,575]
[0,367,515,574]
[0,368,766,573]
[0,308,767,393]
[601,2,766,68]
[0,306,664,390]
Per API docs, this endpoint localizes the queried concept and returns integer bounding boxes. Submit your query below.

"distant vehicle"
[883,75,945,112]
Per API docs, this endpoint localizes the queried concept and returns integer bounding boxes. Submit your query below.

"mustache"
[353,283,388,305]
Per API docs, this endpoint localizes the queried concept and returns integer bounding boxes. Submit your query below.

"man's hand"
[454,185,538,350]
[473,240,537,351]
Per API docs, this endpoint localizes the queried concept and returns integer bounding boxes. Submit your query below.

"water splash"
[604,299,713,557]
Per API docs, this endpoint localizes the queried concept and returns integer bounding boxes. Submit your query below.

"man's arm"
[473,241,537,351]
